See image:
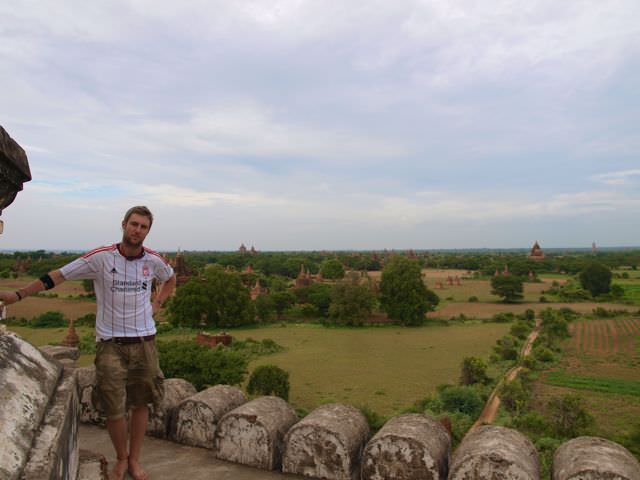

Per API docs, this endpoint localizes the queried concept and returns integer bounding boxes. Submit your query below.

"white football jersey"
[60,244,174,340]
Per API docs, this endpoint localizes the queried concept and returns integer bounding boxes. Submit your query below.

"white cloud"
[591,169,640,186]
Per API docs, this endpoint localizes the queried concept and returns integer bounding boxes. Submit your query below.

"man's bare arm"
[0,269,66,305]
[152,274,177,313]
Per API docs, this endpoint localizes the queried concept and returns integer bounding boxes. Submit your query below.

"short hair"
[123,206,154,227]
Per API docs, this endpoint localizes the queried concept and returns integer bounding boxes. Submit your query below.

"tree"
[579,262,612,297]
[460,357,490,385]
[270,290,296,320]
[379,256,438,326]
[328,274,375,326]
[319,258,346,280]
[247,365,290,400]
[491,275,524,303]
[167,265,255,328]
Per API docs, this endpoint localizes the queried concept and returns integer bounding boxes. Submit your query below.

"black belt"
[101,334,156,344]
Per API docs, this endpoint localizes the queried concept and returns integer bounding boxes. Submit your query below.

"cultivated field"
[0,277,94,321]
[532,314,640,441]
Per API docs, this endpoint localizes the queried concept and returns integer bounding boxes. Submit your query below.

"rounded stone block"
[214,396,298,470]
[283,403,370,480]
[552,436,640,480]
[147,378,197,438]
[449,425,539,480]
[169,384,247,448]
[361,413,451,480]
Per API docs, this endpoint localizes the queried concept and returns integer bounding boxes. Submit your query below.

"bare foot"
[128,459,149,480]
[109,457,128,480]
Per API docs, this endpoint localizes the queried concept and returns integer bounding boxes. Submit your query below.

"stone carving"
[449,425,539,480]
[552,436,640,480]
[169,385,247,448]
[361,413,450,480]
[283,403,369,480]
[214,396,298,470]
[147,378,197,438]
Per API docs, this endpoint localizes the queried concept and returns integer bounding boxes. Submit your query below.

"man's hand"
[0,291,21,305]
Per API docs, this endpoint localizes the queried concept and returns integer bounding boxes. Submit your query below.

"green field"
[543,371,640,397]
[216,323,510,416]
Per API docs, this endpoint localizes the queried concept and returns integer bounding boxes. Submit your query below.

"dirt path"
[468,319,541,433]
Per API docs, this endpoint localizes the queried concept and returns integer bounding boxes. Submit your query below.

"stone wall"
[0,330,79,480]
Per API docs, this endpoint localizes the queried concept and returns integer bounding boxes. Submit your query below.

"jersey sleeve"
[154,260,174,283]
[59,255,100,280]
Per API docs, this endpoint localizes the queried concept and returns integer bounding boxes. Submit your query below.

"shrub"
[31,311,67,328]
[439,385,484,417]
[247,364,290,400]
[512,411,550,436]
[547,394,595,437]
[534,346,555,363]
[158,340,248,390]
[500,378,529,414]
[510,321,531,340]
[491,312,515,323]
[75,313,96,327]
[493,335,520,360]
[468,296,479,302]
[78,333,97,354]
[460,357,490,385]
[358,405,387,434]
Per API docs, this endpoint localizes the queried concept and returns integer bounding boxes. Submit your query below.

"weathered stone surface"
[0,125,31,215]
[283,403,369,480]
[449,425,539,480]
[22,367,79,480]
[215,396,299,470]
[361,413,450,480]
[147,378,197,438]
[75,365,106,426]
[78,449,108,480]
[0,330,62,480]
[40,344,80,362]
[552,436,640,480]
[169,384,247,448]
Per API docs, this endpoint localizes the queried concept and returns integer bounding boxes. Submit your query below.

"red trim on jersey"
[82,244,117,259]
[143,246,170,265]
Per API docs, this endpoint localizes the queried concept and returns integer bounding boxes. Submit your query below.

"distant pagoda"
[528,241,545,261]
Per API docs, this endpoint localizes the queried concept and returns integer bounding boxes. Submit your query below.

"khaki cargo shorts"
[93,339,164,420]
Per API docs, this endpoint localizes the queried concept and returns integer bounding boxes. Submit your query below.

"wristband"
[40,273,55,290]
[15,290,23,301]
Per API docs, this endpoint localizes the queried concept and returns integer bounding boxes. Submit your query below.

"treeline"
[2,248,640,280]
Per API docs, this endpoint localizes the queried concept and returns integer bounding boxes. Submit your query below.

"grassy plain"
[165,323,512,416]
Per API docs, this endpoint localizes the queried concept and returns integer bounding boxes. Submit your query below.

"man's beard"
[122,233,143,248]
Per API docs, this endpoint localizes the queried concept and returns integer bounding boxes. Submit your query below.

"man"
[0,206,176,480]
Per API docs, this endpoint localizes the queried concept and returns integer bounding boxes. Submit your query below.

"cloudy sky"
[1,0,639,251]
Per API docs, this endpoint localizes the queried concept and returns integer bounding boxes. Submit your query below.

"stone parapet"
[147,378,197,438]
[283,403,369,480]
[21,367,79,479]
[214,396,299,470]
[169,384,247,448]
[0,330,78,480]
[361,413,451,480]
[449,425,539,480]
[552,436,640,480]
